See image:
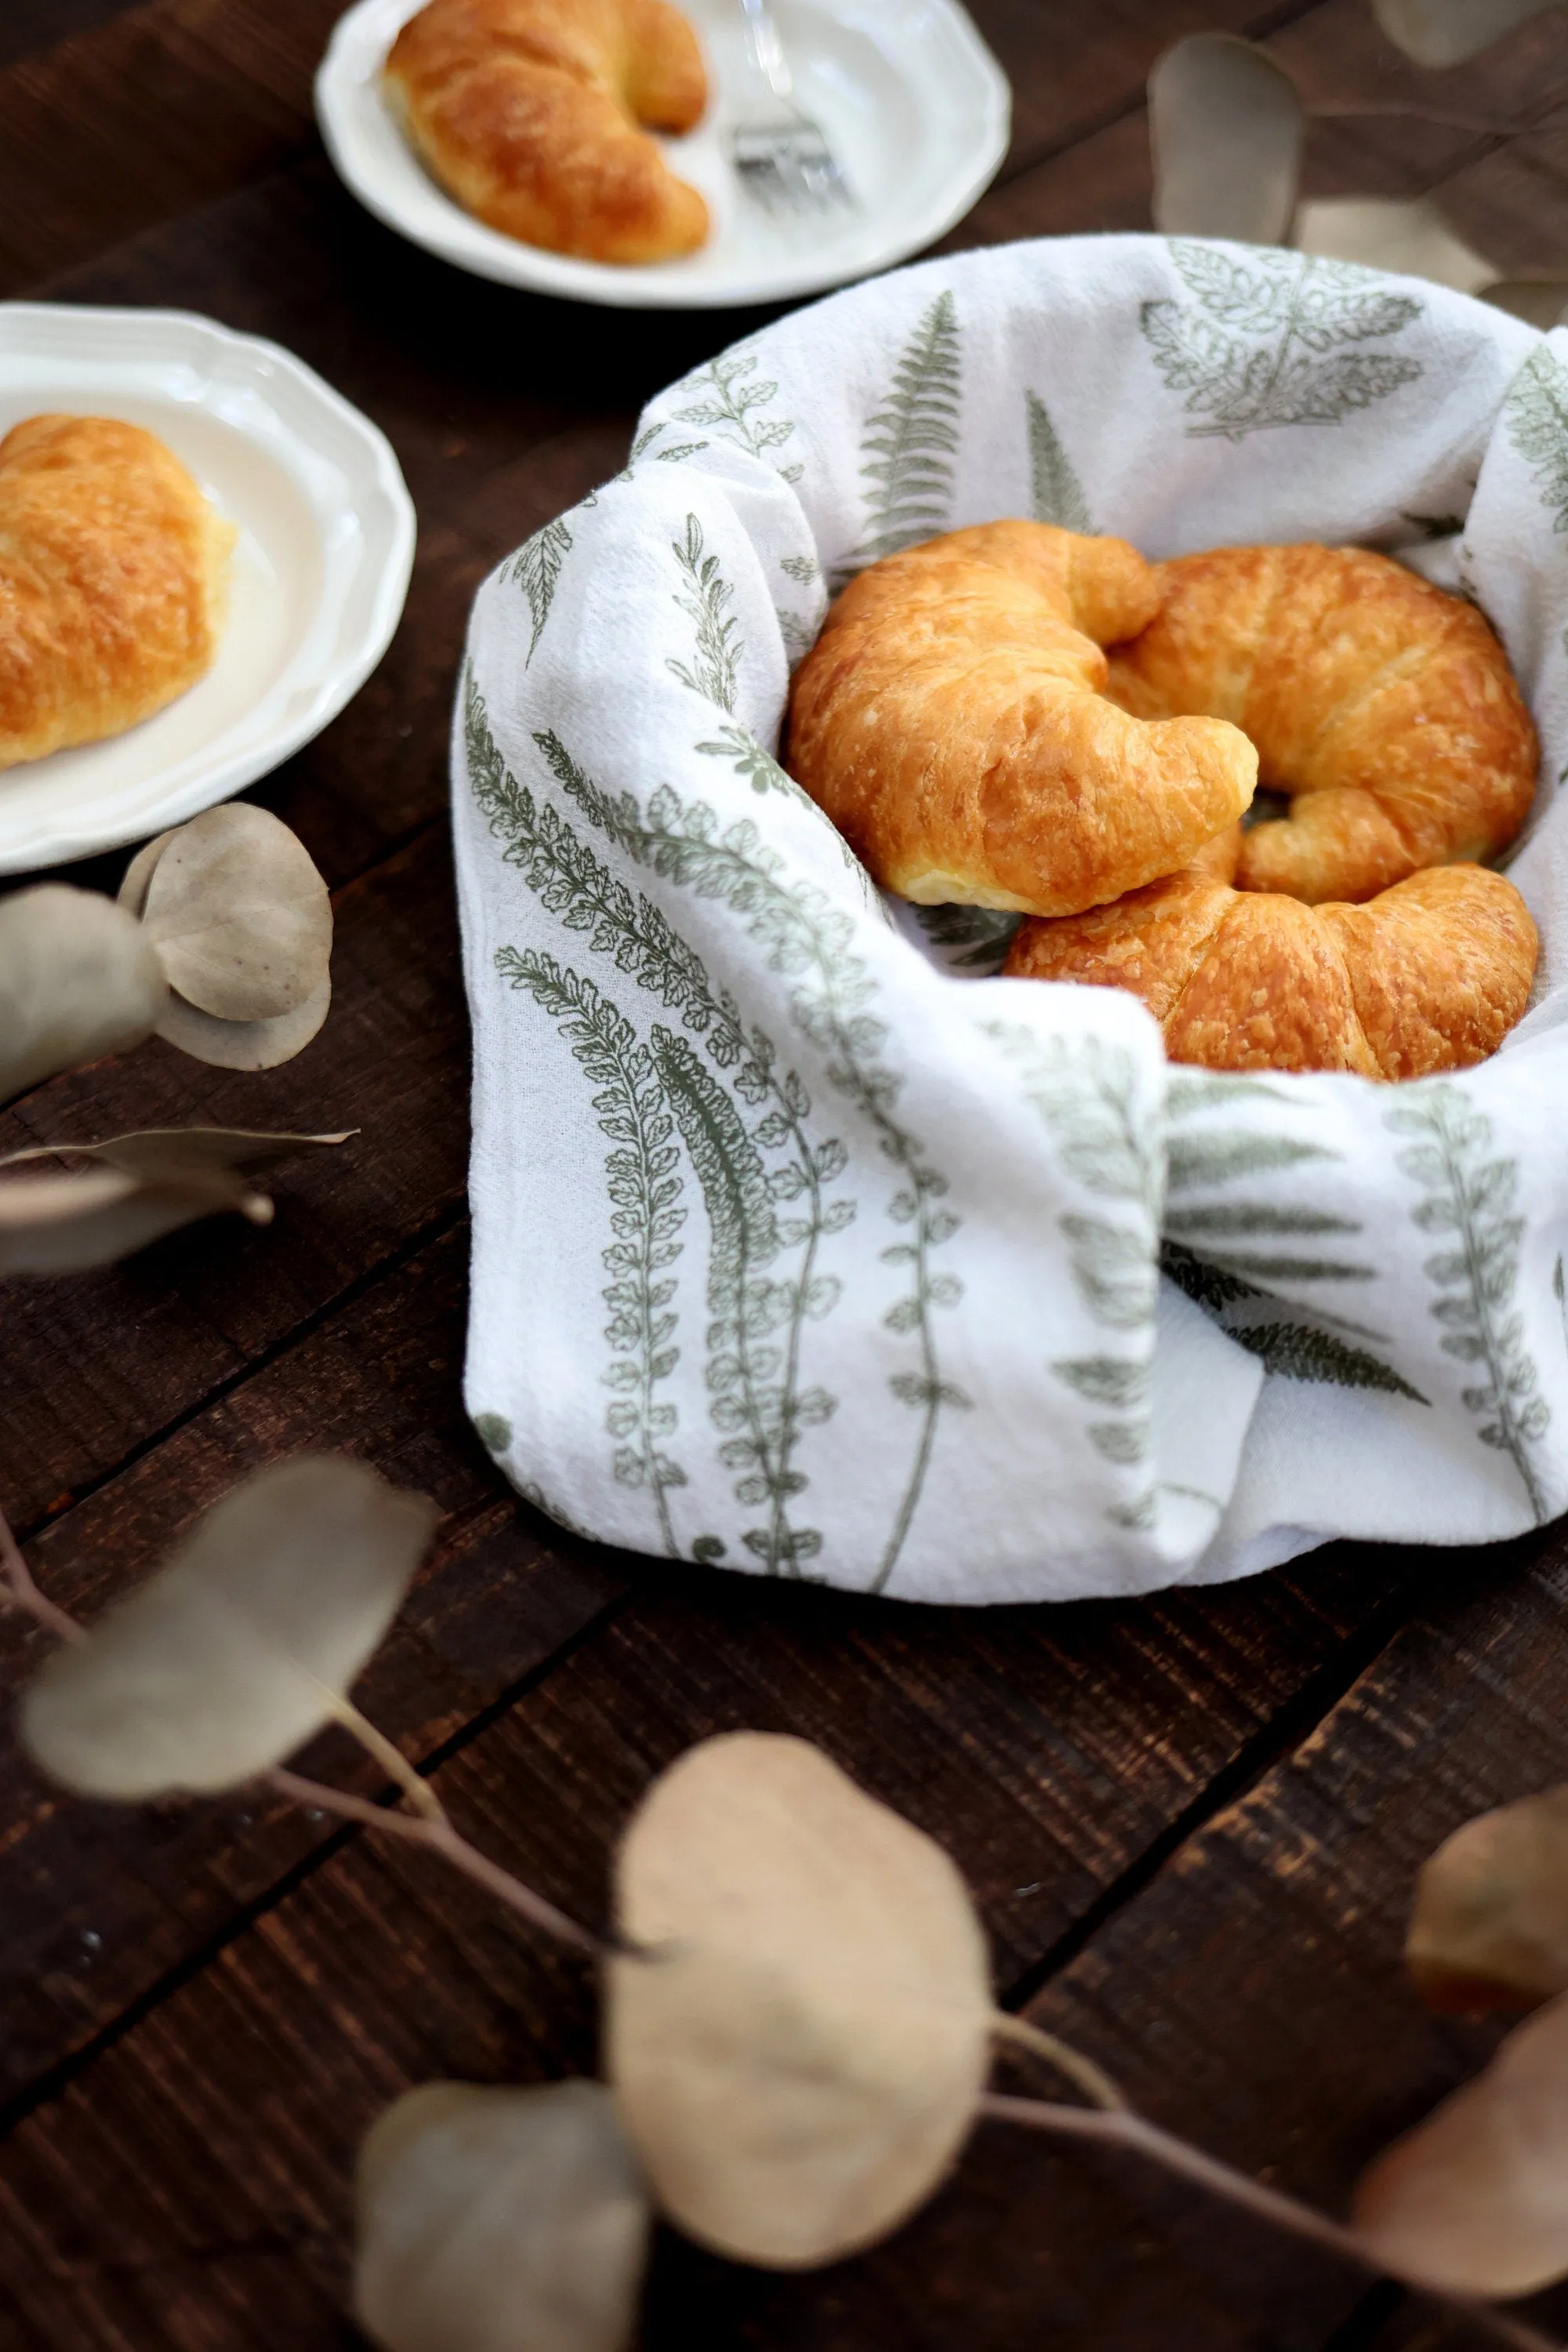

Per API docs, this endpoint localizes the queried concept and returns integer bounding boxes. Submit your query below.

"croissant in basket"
[1004,828,1538,1080]
[385,0,709,265]
[0,415,234,773]
[1108,543,1538,904]
[786,522,1258,918]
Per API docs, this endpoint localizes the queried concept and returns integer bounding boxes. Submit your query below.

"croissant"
[0,416,233,774]
[384,0,708,265]
[1108,543,1538,905]
[1004,828,1537,1079]
[786,523,1258,917]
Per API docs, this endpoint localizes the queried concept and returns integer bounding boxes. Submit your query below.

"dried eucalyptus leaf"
[1483,279,1568,328]
[20,1457,438,1798]
[1374,0,1557,66]
[155,973,332,1070]
[0,1127,354,1181]
[141,803,332,1021]
[0,885,167,1100]
[606,1732,992,2268]
[1149,35,1304,245]
[356,2080,650,2352]
[1354,1991,1568,2294]
[1295,197,1495,292]
[1408,1788,1568,2012]
[0,1165,269,1274]
[117,828,179,920]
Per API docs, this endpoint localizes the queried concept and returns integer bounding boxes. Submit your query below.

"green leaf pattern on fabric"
[1160,1073,1424,1398]
[849,290,962,568]
[535,734,968,1594]
[987,1028,1161,1527]
[912,903,1022,975]
[500,517,572,664]
[495,949,690,1552]
[1505,342,1568,536]
[1025,391,1094,532]
[1142,242,1423,441]
[468,679,855,1575]
[1388,1080,1549,1518]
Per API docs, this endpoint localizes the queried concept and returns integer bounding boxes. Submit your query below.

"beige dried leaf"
[355,2080,650,2352]
[20,1457,437,1799]
[0,1164,270,1275]
[1295,197,1495,292]
[117,828,179,920]
[140,803,332,1022]
[0,884,167,1100]
[0,1127,354,1181]
[1355,1991,1568,2294]
[1408,1788,1568,2013]
[155,973,332,1070]
[1483,279,1568,329]
[1149,35,1303,245]
[605,1732,992,2269]
[1374,0,1557,67]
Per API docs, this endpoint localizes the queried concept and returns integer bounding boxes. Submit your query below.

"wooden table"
[5,5,1568,2347]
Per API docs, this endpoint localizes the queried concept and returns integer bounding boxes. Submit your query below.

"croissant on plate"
[385,0,709,265]
[0,415,234,773]
[1004,827,1538,1080]
[1107,543,1538,904]
[785,522,1258,918]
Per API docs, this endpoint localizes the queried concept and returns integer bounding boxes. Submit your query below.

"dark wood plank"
[0,0,146,74]
[0,1530,1428,2350]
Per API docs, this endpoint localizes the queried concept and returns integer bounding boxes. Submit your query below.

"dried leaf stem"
[982,2092,1565,2352]
[990,2012,1129,2111]
[318,1686,448,1825]
[0,1502,82,1646]
[265,1766,604,1957]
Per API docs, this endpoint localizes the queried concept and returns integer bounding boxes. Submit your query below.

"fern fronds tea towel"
[453,234,1568,1605]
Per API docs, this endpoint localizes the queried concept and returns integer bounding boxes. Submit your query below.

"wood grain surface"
[3,2,1568,2347]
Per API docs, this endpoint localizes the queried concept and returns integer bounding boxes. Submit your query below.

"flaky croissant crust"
[1108,543,1539,905]
[786,522,1258,919]
[385,0,708,265]
[1004,829,1538,1080]
[0,415,233,774]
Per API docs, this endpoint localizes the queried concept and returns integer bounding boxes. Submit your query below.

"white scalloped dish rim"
[0,303,416,875]
[314,0,1012,311]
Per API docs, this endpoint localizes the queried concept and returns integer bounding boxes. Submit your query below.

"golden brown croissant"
[786,523,1258,917]
[0,416,233,774]
[1004,828,1538,1078]
[1107,543,1538,905]
[384,0,708,265]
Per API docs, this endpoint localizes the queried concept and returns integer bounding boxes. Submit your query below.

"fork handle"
[735,0,796,103]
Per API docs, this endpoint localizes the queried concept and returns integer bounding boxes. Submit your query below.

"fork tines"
[731,120,854,214]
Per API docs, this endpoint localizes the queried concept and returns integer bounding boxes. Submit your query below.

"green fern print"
[1142,242,1423,441]
[539,736,967,1595]
[1160,1074,1424,1398]
[468,680,850,1576]
[666,347,804,483]
[1388,1080,1549,1519]
[989,1029,1161,1527]
[1025,392,1094,532]
[501,517,572,664]
[849,290,962,568]
[913,903,1022,975]
[496,949,689,1553]
[696,724,872,889]
[667,515,741,712]
[1505,343,1568,534]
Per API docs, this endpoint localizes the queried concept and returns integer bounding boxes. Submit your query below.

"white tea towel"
[453,233,1568,1605]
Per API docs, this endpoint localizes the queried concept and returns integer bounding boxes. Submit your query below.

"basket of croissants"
[454,235,1568,1605]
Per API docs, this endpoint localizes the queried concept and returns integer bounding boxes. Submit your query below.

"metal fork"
[729,0,855,216]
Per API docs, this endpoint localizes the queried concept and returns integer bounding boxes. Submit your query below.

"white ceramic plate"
[0,304,415,874]
[315,0,1011,310]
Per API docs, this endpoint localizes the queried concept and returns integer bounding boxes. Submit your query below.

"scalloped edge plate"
[315,0,1011,311]
[0,304,415,874]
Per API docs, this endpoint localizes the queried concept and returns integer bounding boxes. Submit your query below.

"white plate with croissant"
[0,304,415,875]
[315,0,1011,310]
